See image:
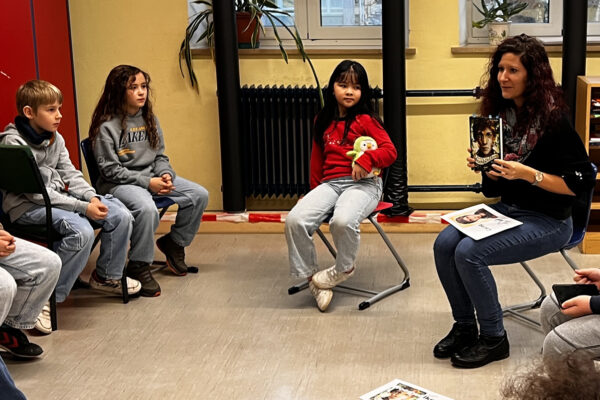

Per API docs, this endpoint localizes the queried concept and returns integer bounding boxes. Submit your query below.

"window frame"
[465,0,600,44]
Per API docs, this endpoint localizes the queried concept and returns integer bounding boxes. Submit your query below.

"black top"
[482,114,594,220]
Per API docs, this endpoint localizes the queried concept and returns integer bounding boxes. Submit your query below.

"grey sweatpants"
[540,293,600,360]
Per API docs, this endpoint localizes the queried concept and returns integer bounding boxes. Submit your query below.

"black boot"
[156,234,188,276]
[433,322,478,359]
[451,331,510,368]
[127,261,161,297]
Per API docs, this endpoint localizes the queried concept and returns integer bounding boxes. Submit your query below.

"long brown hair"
[88,65,159,149]
[480,34,566,137]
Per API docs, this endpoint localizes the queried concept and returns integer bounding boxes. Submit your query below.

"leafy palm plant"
[179,0,322,105]
[472,0,528,28]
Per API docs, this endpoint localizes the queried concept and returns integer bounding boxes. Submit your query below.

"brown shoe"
[156,234,188,276]
[127,261,161,297]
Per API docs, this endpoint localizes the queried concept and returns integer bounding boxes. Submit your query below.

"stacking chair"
[0,144,61,330]
[288,201,410,310]
[500,163,597,327]
[80,138,198,275]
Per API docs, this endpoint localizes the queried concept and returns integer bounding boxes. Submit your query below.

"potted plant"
[472,0,528,45]
[179,0,321,105]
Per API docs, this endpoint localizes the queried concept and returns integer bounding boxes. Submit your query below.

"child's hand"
[161,174,175,193]
[86,197,109,220]
[574,268,600,289]
[0,230,16,257]
[150,177,173,195]
[560,295,593,317]
[351,163,369,181]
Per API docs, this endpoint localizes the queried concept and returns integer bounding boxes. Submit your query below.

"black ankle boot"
[433,322,478,359]
[451,331,510,368]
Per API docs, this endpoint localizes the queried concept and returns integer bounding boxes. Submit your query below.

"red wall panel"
[33,0,80,168]
[0,0,80,168]
[0,1,37,128]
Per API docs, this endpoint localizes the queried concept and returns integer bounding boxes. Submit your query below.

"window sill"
[191,47,416,58]
[452,43,600,55]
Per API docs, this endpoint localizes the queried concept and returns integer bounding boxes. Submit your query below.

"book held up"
[470,115,503,172]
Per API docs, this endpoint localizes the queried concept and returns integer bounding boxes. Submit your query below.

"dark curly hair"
[501,352,600,400]
[88,65,159,149]
[313,60,383,148]
[480,34,567,137]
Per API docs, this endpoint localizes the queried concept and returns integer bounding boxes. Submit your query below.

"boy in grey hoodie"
[0,80,141,304]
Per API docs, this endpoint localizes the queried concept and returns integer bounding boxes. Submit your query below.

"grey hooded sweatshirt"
[0,121,97,222]
[93,110,175,195]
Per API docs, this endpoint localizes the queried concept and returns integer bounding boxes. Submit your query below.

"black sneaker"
[156,234,188,276]
[0,324,43,358]
[127,261,161,297]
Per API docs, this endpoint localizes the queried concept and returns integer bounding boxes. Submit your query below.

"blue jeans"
[110,177,208,264]
[16,195,133,302]
[0,268,34,399]
[285,176,382,278]
[433,202,573,336]
[0,239,60,329]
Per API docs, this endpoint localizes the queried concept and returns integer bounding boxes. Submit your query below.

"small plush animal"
[346,136,381,178]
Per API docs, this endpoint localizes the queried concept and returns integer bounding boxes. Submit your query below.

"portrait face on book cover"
[454,208,497,225]
[470,116,502,171]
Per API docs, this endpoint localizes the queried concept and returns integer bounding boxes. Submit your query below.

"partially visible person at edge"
[432,34,595,369]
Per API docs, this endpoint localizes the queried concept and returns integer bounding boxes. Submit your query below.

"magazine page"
[441,204,522,241]
[360,378,453,400]
[470,115,503,172]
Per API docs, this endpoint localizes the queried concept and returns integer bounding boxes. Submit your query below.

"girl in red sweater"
[285,60,397,312]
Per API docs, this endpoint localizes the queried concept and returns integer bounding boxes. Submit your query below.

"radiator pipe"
[562,0,587,123]
[406,88,481,98]
[381,0,412,216]
[408,184,482,193]
[213,0,245,212]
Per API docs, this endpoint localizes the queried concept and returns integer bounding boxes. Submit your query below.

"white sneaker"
[89,270,142,296]
[34,302,52,334]
[309,281,332,312]
[312,265,355,290]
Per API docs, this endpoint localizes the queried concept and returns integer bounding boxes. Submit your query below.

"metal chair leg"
[50,291,58,331]
[501,261,545,329]
[288,216,410,310]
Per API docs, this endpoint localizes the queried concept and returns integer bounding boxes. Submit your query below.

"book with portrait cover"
[441,204,522,241]
[470,115,503,172]
[360,378,453,400]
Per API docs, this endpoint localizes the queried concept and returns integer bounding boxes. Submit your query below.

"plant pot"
[488,21,510,46]
[237,12,261,49]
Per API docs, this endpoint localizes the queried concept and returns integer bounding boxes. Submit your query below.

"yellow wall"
[68,0,600,211]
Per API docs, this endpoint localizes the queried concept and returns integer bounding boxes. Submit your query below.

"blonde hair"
[16,80,63,116]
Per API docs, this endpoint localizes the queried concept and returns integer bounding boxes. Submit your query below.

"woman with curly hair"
[432,34,595,368]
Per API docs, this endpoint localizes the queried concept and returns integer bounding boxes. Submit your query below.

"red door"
[0,0,80,168]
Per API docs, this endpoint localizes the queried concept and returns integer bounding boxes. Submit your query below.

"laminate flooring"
[6,232,600,400]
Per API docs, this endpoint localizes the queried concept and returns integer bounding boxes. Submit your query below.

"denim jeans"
[434,202,573,336]
[285,176,382,279]
[0,268,34,398]
[110,177,208,264]
[540,294,600,360]
[17,195,133,302]
[0,239,60,329]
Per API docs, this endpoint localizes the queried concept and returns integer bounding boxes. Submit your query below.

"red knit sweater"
[310,114,397,189]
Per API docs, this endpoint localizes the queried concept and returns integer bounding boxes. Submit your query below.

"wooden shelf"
[577,76,600,253]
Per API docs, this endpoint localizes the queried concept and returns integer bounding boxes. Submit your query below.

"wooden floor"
[5,231,600,400]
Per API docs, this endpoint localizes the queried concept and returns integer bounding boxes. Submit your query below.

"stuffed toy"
[346,136,381,178]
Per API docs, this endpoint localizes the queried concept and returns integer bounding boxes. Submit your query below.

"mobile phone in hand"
[552,284,599,308]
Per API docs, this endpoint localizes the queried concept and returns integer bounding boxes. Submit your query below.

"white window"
[187,0,409,49]
[464,0,600,44]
